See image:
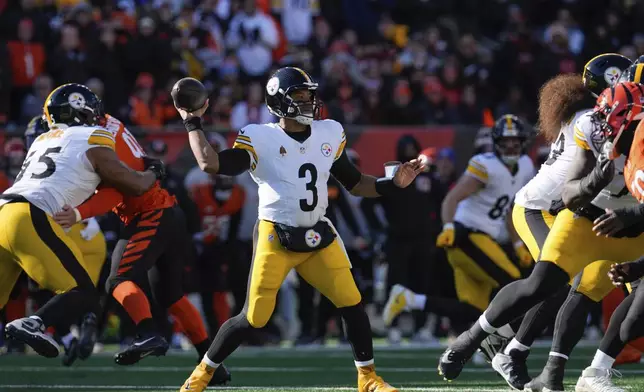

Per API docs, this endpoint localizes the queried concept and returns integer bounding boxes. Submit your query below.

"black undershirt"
[217,127,362,190]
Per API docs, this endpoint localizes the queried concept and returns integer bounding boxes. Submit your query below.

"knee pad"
[245,305,271,328]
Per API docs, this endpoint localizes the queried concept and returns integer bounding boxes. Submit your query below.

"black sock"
[551,290,594,356]
[35,287,99,327]
[424,296,481,324]
[516,285,569,346]
[484,261,569,327]
[135,318,157,336]
[339,303,374,362]
[206,313,251,364]
[195,338,212,360]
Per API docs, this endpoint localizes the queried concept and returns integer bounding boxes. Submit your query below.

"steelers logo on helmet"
[604,67,621,86]
[305,229,321,248]
[266,77,280,96]
[68,92,87,110]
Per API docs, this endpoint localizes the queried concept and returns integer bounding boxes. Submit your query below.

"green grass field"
[1,343,642,392]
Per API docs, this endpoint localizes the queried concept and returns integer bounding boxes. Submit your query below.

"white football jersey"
[454,153,535,240]
[232,119,346,227]
[515,109,591,210]
[4,125,115,215]
[573,111,638,210]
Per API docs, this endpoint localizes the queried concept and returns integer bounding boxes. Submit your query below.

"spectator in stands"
[20,74,52,124]
[0,42,10,125]
[226,0,279,81]
[7,18,46,123]
[47,23,89,85]
[126,16,173,88]
[274,0,319,46]
[87,24,127,116]
[128,72,167,127]
[209,90,234,129]
[230,82,273,130]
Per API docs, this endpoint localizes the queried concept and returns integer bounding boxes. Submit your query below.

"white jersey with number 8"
[454,153,534,240]
[232,120,346,227]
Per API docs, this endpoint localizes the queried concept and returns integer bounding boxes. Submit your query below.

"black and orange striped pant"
[106,206,190,308]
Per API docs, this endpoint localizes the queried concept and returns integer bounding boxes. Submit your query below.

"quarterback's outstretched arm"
[562,146,614,210]
[330,151,423,198]
[86,147,157,196]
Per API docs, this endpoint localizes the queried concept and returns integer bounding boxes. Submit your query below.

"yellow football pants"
[66,222,107,286]
[245,220,361,328]
[447,225,521,312]
[518,207,644,302]
[0,202,94,309]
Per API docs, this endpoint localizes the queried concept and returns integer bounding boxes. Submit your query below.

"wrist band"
[184,117,203,132]
[443,222,454,230]
[375,177,397,197]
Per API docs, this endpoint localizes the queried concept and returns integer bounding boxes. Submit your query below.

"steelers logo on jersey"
[604,67,621,86]
[321,143,332,157]
[68,92,86,110]
[305,229,321,247]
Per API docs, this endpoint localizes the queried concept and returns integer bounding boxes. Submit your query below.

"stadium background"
[1,0,644,391]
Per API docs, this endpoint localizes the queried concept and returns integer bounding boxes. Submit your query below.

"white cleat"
[575,367,625,392]
[5,317,60,358]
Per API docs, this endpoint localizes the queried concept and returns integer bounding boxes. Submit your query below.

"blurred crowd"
[1,0,638,349]
[3,0,644,130]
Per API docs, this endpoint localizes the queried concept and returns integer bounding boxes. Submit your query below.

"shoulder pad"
[87,126,116,149]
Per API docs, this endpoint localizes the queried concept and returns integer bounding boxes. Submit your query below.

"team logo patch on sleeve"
[321,143,332,157]
[305,229,321,247]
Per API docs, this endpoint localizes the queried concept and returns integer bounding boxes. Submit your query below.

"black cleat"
[209,363,232,386]
[479,333,508,364]
[523,356,566,392]
[5,317,59,358]
[77,313,98,360]
[114,334,168,366]
[62,337,79,367]
[491,349,531,390]
[437,331,479,381]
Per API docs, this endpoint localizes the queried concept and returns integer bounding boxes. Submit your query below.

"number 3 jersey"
[232,119,346,227]
[3,125,108,215]
[573,111,638,210]
[515,109,589,211]
[454,153,534,240]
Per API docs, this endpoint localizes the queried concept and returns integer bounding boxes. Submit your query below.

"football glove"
[143,157,166,180]
[514,240,533,268]
[80,217,101,241]
[436,223,455,247]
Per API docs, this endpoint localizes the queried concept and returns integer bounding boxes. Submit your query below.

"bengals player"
[53,114,229,382]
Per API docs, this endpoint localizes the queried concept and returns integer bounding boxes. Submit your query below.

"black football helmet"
[491,114,529,166]
[618,55,644,84]
[582,53,632,97]
[265,67,320,125]
[24,115,50,149]
[43,83,104,127]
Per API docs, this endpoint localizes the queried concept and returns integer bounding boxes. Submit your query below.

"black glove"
[143,157,166,180]
[548,198,566,215]
[579,152,615,200]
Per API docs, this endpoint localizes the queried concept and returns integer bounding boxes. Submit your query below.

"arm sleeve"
[330,150,361,190]
[77,187,124,220]
[335,182,362,236]
[218,148,252,176]
[464,156,489,184]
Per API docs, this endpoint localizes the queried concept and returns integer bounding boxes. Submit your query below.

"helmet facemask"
[267,80,321,126]
[495,137,523,166]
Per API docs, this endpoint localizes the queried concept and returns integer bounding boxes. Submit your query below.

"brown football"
[171,77,208,112]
